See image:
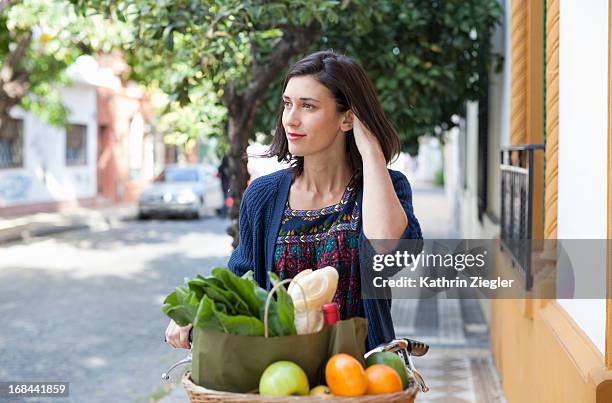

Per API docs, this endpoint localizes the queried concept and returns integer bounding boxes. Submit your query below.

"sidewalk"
[0,203,137,244]
[392,184,506,403]
[410,182,457,239]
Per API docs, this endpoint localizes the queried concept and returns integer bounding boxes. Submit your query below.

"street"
[0,216,233,402]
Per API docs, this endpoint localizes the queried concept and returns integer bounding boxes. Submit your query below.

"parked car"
[138,164,224,219]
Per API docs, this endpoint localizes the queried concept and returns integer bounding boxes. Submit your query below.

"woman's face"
[281,75,351,157]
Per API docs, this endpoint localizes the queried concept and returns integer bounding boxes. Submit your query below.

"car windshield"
[164,168,200,182]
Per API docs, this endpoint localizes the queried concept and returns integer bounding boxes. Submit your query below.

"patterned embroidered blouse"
[273,177,364,320]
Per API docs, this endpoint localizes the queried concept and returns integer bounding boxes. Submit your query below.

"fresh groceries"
[288,266,339,334]
[364,364,403,394]
[323,353,410,397]
[325,353,368,396]
[365,351,411,390]
[258,361,310,396]
[164,268,414,397]
[162,268,296,336]
[259,356,409,398]
[161,266,341,337]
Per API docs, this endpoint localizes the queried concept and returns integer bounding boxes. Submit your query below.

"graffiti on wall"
[0,174,32,203]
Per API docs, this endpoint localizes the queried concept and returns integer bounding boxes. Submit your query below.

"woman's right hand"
[164,320,192,349]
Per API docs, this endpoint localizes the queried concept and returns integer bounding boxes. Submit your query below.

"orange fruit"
[364,364,403,395]
[325,353,367,396]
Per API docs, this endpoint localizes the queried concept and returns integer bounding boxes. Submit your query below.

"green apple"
[259,361,310,396]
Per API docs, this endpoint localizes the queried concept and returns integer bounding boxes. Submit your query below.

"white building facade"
[0,73,98,213]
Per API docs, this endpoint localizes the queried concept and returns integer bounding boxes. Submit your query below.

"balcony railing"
[499,144,544,290]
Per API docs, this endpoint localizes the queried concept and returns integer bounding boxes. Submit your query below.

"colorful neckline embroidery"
[284,177,356,218]
[276,202,361,244]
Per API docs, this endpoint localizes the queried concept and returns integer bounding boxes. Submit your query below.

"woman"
[165,50,422,350]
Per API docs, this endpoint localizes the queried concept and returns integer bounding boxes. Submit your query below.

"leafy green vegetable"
[198,274,225,289]
[186,277,207,299]
[162,268,296,337]
[187,275,251,316]
[269,272,297,336]
[194,296,265,336]
[240,271,255,282]
[193,295,222,331]
[162,285,199,327]
[253,273,296,337]
[211,267,260,317]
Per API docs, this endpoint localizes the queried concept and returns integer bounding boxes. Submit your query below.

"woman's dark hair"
[267,49,401,177]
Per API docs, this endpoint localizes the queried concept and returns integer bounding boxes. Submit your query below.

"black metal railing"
[500,144,544,290]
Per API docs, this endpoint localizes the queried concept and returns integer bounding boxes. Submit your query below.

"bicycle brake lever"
[161,352,192,381]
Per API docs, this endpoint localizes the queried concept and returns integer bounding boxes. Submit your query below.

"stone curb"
[0,206,136,245]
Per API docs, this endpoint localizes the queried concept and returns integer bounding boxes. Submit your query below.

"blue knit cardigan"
[227,168,422,350]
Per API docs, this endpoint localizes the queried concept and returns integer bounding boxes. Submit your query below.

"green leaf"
[240,270,255,282]
[196,296,265,336]
[264,273,296,336]
[211,267,260,317]
[161,285,199,326]
[193,295,222,331]
[205,279,251,316]
[115,8,126,22]
[186,277,207,299]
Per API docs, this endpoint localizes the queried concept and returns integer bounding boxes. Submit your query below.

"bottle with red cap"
[322,303,340,326]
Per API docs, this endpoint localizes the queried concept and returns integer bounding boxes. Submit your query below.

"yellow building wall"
[490,0,612,401]
[492,296,612,402]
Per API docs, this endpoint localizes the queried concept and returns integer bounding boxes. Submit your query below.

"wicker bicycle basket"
[180,280,419,402]
[182,371,418,403]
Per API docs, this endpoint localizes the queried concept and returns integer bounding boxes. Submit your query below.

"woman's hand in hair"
[349,111,384,163]
[351,111,409,240]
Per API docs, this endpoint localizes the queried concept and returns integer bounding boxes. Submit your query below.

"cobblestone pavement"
[391,298,505,403]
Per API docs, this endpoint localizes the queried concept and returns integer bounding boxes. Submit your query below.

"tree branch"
[0,31,32,84]
[222,82,238,113]
[2,69,29,98]
[0,29,30,138]
[245,23,319,107]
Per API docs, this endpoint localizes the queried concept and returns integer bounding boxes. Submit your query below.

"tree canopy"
[72,0,502,155]
[252,1,503,154]
[0,0,127,133]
